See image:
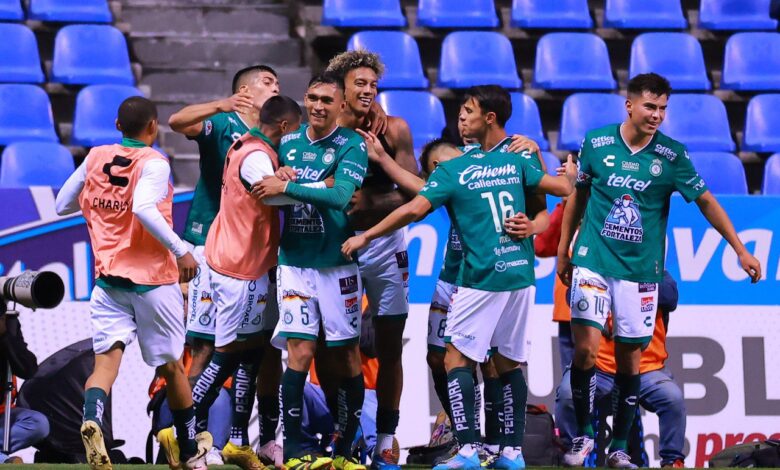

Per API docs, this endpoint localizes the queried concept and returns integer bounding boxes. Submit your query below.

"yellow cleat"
[282,454,334,470]
[157,427,181,469]
[333,456,366,470]
[81,420,112,470]
[222,442,266,470]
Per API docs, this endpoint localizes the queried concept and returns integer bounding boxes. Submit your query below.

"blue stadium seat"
[51,25,134,86]
[29,0,112,23]
[377,91,445,154]
[0,142,74,188]
[660,94,735,152]
[763,153,780,194]
[0,84,57,146]
[417,0,498,28]
[541,151,560,175]
[533,33,616,90]
[630,33,710,91]
[688,152,747,195]
[721,33,780,91]
[0,0,23,20]
[71,85,143,147]
[511,0,592,29]
[604,0,687,29]
[559,93,626,151]
[699,0,777,30]
[347,32,428,89]
[0,24,45,84]
[322,0,406,27]
[505,93,548,150]
[744,94,780,153]
[438,32,521,89]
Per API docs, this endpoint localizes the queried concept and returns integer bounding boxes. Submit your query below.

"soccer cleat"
[183,452,208,470]
[282,454,333,470]
[429,411,453,447]
[489,447,525,470]
[562,435,595,467]
[662,459,685,468]
[81,420,112,470]
[333,455,366,470]
[432,447,482,470]
[478,444,499,468]
[606,450,638,469]
[370,438,401,470]
[222,442,266,470]
[157,427,181,469]
[206,447,224,466]
[258,440,283,468]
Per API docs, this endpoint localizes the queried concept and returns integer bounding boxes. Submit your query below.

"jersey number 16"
[481,191,515,233]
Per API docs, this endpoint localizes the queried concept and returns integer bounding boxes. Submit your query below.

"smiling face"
[343,67,378,116]
[304,82,344,134]
[626,91,668,137]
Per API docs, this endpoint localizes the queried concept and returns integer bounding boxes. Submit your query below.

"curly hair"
[325,50,385,80]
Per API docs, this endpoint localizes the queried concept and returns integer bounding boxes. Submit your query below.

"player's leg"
[638,369,686,467]
[427,280,453,426]
[185,243,218,390]
[480,358,502,456]
[257,271,283,467]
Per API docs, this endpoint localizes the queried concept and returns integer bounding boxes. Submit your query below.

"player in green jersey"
[254,73,369,470]
[168,65,282,468]
[557,73,762,468]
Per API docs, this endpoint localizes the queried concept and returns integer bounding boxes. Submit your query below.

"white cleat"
[607,450,638,469]
[562,435,595,467]
[206,447,224,466]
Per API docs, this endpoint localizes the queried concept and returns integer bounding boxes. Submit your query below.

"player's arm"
[695,191,761,282]
[535,155,576,197]
[55,157,88,216]
[557,141,595,286]
[241,151,326,205]
[132,159,197,282]
[168,92,254,137]
[356,128,424,196]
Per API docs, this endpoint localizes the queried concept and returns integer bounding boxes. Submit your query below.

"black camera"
[0,271,65,310]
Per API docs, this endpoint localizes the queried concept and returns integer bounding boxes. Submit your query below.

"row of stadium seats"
[0,23,133,85]
[0,0,111,22]
[347,30,780,91]
[322,0,778,30]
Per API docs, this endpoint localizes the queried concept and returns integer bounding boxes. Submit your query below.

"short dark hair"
[463,85,512,128]
[232,65,278,93]
[419,138,457,176]
[307,73,344,94]
[260,95,302,124]
[117,96,157,138]
[627,73,672,98]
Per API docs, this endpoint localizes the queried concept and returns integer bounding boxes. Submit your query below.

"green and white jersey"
[278,124,368,268]
[421,148,545,292]
[573,124,708,283]
[183,111,250,245]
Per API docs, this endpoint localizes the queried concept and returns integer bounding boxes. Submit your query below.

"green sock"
[229,349,261,446]
[83,387,107,426]
[281,368,307,460]
[570,366,596,438]
[473,371,482,435]
[171,406,198,459]
[258,394,280,445]
[609,373,640,452]
[447,367,478,445]
[432,372,452,422]
[335,373,365,457]
[192,351,240,433]
[499,369,528,448]
[483,377,503,446]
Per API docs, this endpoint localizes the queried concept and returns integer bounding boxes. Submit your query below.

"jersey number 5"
[481,191,515,233]
[102,156,132,187]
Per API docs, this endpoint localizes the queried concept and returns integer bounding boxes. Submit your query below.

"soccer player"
[168,65,284,465]
[55,97,210,470]
[324,51,417,469]
[342,144,577,470]
[557,73,762,468]
[253,73,369,470]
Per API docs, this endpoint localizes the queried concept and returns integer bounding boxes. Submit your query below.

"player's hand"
[558,154,578,190]
[557,253,574,287]
[367,101,388,135]
[341,234,369,261]
[275,166,298,182]
[323,176,335,188]
[347,189,367,216]
[218,92,254,114]
[739,251,762,283]
[504,212,534,239]
[177,252,198,283]
[254,175,287,199]
[507,134,540,157]
[355,129,389,164]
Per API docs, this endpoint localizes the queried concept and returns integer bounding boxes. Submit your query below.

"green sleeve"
[334,141,368,187]
[521,156,545,190]
[284,179,356,210]
[418,165,453,210]
[191,114,224,144]
[674,149,708,202]
[576,136,594,188]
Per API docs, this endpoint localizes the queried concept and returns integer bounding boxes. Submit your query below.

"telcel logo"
[606,173,652,191]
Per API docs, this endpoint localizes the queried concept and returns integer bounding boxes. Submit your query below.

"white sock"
[484,444,500,454]
[376,433,394,453]
[459,443,477,457]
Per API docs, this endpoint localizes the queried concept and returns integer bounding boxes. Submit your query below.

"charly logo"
[602,194,643,243]
[323,148,335,164]
[650,158,663,177]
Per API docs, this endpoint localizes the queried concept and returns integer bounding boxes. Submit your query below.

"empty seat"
[0,84,57,146]
[347,32,428,89]
[533,33,616,90]
[699,0,777,30]
[559,93,626,151]
[505,93,548,150]
[71,85,143,147]
[0,0,23,21]
[51,25,134,86]
[417,0,498,28]
[511,0,592,29]
[377,91,445,154]
[688,152,747,195]
[0,24,45,84]
[29,0,111,23]
[763,153,780,194]
[541,151,561,175]
[660,94,735,152]
[0,142,74,188]
[630,33,710,90]
[744,94,780,153]
[721,33,780,91]
[322,0,406,27]
[604,0,687,29]
[438,32,522,89]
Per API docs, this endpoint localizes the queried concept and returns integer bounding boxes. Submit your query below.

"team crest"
[601,194,643,243]
[204,120,213,136]
[649,158,663,177]
[323,148,335,164]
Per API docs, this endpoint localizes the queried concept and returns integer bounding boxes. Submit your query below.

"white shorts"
[446,286,535,363]
[570,266,659,343]
[427,279,455,352]
[210,269,270,348]
[262,269,279,334]
[185,243,217,340]
[271,264,362,349]
[356,229,409,318]
[90,283,185,367]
